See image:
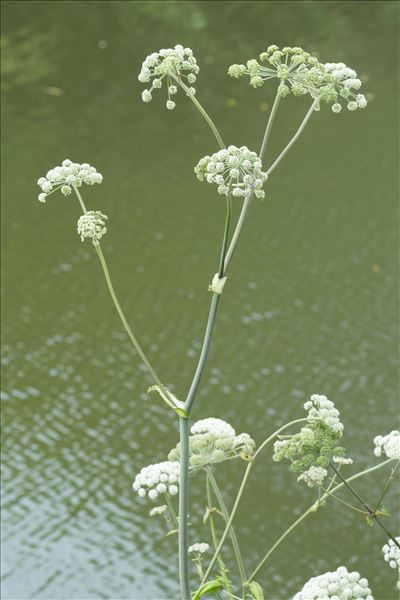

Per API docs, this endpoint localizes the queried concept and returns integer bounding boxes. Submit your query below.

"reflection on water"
[2,1,398,599]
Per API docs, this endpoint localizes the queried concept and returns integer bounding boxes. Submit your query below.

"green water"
[2,1,399,599]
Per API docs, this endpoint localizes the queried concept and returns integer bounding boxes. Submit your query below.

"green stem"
[248,458,395,582]
[206,475,227,574]
[218,194,232,278]
[165,493,179,529]
[173,75,225,150]
[374,461,399,513]
[265,98,319,177]
[206,468,247,594]
[200,417,308,586]
[72,186,164,390]
[330,462,400,548]
[223,86,281,273]
[179,416,191,600]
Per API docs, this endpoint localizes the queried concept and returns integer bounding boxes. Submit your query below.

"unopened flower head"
[77,211,108,245]
[293,565,374,599]
[188,542,209,555]
[132,461,180,500]
[168,417,255,469]
[273,396,349,486]
[37,159,103,203]
[138,44,199,110]
[374,430,400,460]
[195,145,268,200]
[382,537,400,590]
[305,394,344,435]
[228,45,367,113]
[297,465,328,488]
[149,505,167,517]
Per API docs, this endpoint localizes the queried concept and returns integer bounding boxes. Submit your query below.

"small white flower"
[293,565,373,599]
[332,456,353,465]
[166,100,176,110]
[374,431,400,460]
[149,505,167,517]
[77,211,108,245]
[188,543,209,555]
[332,103,342,113]
[347,101,357,111]
[38,193,47,203]
[142,89,152,102]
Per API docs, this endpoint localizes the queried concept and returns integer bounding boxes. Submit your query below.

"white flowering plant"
[37,42,399,600]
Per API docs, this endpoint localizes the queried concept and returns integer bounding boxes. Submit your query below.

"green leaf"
[193,579,224,599]
[249,581,264,600]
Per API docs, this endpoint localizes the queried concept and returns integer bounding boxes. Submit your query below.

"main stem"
[73,185,164,390]
[206,468,247,595]
[179,417,191,600]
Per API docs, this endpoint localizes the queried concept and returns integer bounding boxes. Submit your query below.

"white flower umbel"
[132,461,180,500]
[305,394,344,435]
[374,431,400,460]
[138,44,199,110]
[293,566,374,599]
[382,537,400,570]
[77,211,108,245]
[190,418,235,437]
[37,159,103,203]
[168,417,255,469]
[188,543,209,555]
[297,465,328,488]
[194,145,268,199]
[149,505,167,517]
[273,396,349,487]
[228,45,367,113]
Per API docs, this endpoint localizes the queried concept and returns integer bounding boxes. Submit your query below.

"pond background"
[1,1,399,599]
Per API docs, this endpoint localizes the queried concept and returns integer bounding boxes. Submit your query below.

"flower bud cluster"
[77,211,108,245]
[37,159,103,203]
[293,566,373,599]
[297,465,328,488]
[138,45,198,110]
[273,395,349,488]
[382,538,400,584]
[149,505,167,517]
[305,394,344,435]
[132,461,180,500]
[194,146,268,199]
[228,45,367,113]
[373,431,400,460]
[189,543,209,555]
[168,417,255,469]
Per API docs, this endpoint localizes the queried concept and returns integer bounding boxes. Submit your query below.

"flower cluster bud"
[374,431,400,460]
[37,159,102,203]
[138,44,199,110]
[228,45,367,113]
[132,461,180,500]
[188,543,209,555]
[293,566,373,599]
[273,395,349,488]
[77,211,108,245]
[168,417,255,469]
[195,145,268,199]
